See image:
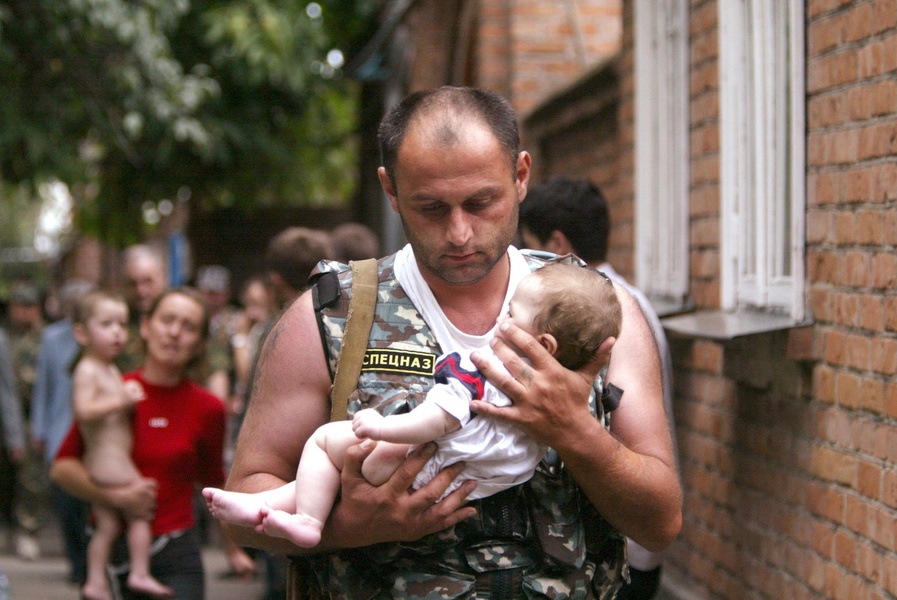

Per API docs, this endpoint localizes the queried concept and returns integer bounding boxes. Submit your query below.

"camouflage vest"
[8,324,43,418]
[305,251,627,600]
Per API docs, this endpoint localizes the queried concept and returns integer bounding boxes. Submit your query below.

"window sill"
[661,309,813,341]
[649,297,695,318]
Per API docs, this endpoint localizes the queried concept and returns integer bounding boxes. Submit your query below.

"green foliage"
[0,0,375,247]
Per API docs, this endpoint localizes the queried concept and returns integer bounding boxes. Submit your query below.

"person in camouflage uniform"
[195,265,242,402]
[225,86,682,599]
[4,282,47,560]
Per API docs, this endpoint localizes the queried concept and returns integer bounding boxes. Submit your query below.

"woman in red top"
[51,288,254,599]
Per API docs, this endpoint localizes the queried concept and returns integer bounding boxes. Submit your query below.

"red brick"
[809,12,846,55]
[806,481,846,522]
[857,460,882,498]
[843,251,871,287]
[875,162,897,202]
[814,364,836,403]
[883,470,897,507]
[834,530,857,569]
[808,91,847,127]
[887,381,897,418]
[871,252,897,289]
[872,0,897,34]
[806,208,831,243]
[832,291,859,327]
[834,211,857,244]
[844,3,874,43]
[859,121,897,160]
[808,0,854,21]
[855,208,885,244]
[834,368,860,405]
[859,377,885,414]
[859,293,885,332]
[812,445,857,487]
[872,338,897,376]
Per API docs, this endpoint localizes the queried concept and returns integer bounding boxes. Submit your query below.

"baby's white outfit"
[393,245,545,501]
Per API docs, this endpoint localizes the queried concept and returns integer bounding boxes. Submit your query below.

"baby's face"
[498,275,542,336]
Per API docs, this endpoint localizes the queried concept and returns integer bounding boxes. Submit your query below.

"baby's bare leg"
[361,442,412,485]
[125,518,173,599]
[202,482,297,527]
[82,504,121,600]
[259,422,359,547]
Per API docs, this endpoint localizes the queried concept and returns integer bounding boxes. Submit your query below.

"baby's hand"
[352,409,384,440]
[123,380,146,404]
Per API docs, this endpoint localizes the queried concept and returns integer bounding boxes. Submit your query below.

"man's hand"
[322,441,477,548]
[352,408,385,439]
[225,544,257,581]
[108,477,158,521]
[469,321,613,449]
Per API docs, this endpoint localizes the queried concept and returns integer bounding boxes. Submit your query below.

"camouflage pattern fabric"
[298,251,627,599]
[7,324,42,418]
[206,306,241,376]
[7,324,50,535]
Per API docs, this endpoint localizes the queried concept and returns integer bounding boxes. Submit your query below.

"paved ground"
[0,519,265,600]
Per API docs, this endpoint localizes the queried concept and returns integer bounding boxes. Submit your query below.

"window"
[719,0,805,320]
[634,0,690,314]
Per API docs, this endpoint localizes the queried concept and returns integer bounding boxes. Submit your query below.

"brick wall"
[527,1,897,597]
[509,0,622,114]
[395,0,622,116]
[368,1,897,595]
[655,1,897,598]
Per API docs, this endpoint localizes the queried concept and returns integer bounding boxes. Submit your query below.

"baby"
[203,263,622,548]
[72,290,172,600]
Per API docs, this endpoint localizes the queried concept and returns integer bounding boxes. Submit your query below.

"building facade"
[357,1,897,597]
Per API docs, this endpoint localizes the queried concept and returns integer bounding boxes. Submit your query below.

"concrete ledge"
[661,309,812,341]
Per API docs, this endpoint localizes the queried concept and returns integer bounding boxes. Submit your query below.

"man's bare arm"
[50,456,157,521]
[225,291,477,555]
[471,284,682,551]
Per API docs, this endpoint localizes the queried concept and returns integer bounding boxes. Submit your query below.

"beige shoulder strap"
[288,258,378,600]
[329,258,378,422]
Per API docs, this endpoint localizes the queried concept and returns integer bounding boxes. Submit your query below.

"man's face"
[8,302,41,329]
[380,119,530,286]
[124,258,166,316]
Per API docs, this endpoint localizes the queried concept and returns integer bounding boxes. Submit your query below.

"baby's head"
[505,263,622,371]
[73,289,130,356]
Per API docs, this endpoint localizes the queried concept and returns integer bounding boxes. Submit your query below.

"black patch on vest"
[361,349,437,376]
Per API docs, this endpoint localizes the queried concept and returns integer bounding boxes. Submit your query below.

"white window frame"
[634,0,690,309]
[719,0,805,321]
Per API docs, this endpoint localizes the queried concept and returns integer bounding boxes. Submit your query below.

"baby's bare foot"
[127,573,173,599]
[260,507,324,548]
[202,487,265,527]
[82,580,113,600]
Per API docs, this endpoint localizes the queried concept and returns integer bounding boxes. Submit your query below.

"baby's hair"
[73,289,129,326]
[529,263,622,371]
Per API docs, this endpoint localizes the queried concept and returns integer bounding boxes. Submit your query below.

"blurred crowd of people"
[0,222,378,600]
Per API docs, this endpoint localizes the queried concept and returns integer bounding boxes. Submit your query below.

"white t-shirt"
[393,245,545,500]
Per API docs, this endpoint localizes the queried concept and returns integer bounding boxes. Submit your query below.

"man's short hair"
[264,227,334,291]
[330,223,380,263]
[519,177,611,263]
[196,265,231,293]
[377,86,520,189]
